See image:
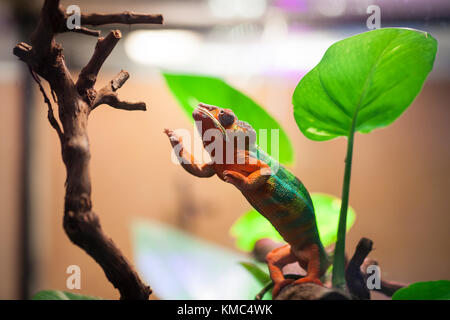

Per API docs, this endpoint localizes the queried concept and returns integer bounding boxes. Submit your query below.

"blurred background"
[0,0,449,299]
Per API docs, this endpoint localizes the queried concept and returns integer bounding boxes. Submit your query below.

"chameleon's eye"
[218,110,235,127]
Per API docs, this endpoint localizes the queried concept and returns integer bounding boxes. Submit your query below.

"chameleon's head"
[193,103,235,136]
[192,103,256,150]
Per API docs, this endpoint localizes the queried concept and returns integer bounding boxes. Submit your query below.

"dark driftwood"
[345,237,373,299]
[346,238,407,299]
[13,0,163,299]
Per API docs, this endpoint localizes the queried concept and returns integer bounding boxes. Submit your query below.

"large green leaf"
[32,290,101,300]
[239,262,273,300]
[239,262,271,286]
[392,280,450,300]
[230,193,356,252]
[163,73,294,164]
[293,28,437,141]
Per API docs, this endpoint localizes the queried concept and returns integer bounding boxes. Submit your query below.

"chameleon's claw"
[163,128,173,135]
[272,278,295,298]
[223,170,246,188]
[164,128,182,144]
[223,175,233,183]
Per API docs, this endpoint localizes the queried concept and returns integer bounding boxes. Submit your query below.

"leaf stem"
[332,128,355,289]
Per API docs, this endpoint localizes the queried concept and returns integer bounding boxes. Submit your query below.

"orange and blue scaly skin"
[165,103,330,298]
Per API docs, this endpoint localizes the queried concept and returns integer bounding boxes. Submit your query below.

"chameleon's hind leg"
[291,243,324,287]
[266,244,297,298]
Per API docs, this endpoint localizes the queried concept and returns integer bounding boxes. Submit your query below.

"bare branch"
[77,30,122,93]
[70,26,101,37]
[253,238,284,262]
[94,92,146,111]
[345,238,407,299]
[13,0,159,300]
[81,12,163,26]
[13,42,33,63]
[27,66,64,142]
[30,0,63,58]
[110,70,130,91]
[345,237,373,299]
[92,70,146,111]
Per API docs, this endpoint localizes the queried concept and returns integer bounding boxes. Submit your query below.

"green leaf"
[230,193,356,252]
[163,73,294,164]
[392,280,450,300]
[230,209,283,252]
[293,28,437,141]
[239,262,271,286]
[32,290,101,300]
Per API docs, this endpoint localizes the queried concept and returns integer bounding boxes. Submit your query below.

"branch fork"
[13,0,162,299]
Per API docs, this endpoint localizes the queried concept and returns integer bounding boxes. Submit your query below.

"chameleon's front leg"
[222,157,271,191]
[164,129,215,178]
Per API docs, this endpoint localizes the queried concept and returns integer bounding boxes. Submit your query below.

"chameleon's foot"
[272,278,295,298]
[293,276,324,287]
[223,170,246,188]
[164,128,182,146]
[163,128,173,135]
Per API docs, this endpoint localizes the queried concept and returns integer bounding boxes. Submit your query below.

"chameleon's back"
[247,147,327,262]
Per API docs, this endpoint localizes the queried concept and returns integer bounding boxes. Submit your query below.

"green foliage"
[230,193,356,252]
[392,281,450,300]
[163,73,294,164]
[239,262,271,285]
[230,209,283,251]
[238,262,272,300]
[32,290,101,300]
[292,27,437,288]
[293,28,437,141]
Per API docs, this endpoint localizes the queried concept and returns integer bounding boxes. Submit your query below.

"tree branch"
[13,0,160,300]
[27,66,64,142]
[71,26,101,37]
[77,30,122,95]
[345,238,407,299]
[81,12,163,26]
[92,70,146,111]
[30,0,62,60]
[345,237,373,299]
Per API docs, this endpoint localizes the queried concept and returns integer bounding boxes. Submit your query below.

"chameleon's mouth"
[196,105,227,138]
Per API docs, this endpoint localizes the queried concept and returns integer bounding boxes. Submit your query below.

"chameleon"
[164,103,330,297]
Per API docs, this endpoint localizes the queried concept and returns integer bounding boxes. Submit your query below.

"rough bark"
[13,0,163,300]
